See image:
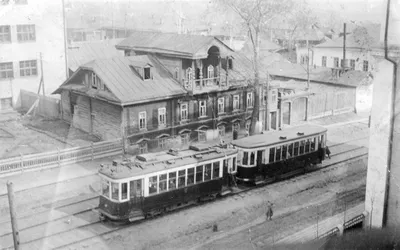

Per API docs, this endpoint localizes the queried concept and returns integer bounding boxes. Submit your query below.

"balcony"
[184,77,229,94]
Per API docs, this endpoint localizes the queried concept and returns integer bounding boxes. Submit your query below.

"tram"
[231,124,328,183]
[98,144,238,222]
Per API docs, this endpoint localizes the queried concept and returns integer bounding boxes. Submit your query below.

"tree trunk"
[250,30,261,136]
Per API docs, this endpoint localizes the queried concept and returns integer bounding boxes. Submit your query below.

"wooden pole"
[40,52,45,96]
[7,181,20,250]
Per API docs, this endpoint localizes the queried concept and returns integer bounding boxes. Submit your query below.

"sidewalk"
[0,158,113,195]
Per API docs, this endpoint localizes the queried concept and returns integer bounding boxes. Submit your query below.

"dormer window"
[91,72,98,89]
[144,66,151,80]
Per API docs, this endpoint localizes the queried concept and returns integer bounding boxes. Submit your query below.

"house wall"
[307,47,376,71]
[0,0,67,108]
[91,99,122,140]
[60,90,72,122]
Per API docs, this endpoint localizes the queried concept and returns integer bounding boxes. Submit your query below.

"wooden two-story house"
[54,31,270,154]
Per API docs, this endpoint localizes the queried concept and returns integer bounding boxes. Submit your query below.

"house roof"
[54,55,187,105]
[241,38,282,54]
[68,39,125,72]
[116,30,234,59]
[267,61,371,87]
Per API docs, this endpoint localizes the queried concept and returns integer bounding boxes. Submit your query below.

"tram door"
[129,179,143,207]
[223,159,229,186]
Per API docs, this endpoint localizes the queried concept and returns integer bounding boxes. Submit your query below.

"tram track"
[6,146,368,250]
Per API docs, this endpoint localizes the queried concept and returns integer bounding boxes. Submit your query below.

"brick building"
[54,32,272,154]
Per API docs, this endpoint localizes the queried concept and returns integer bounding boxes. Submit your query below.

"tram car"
[98,144,238,222]
[231,124,328,183]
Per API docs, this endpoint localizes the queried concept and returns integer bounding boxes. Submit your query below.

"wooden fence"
[20,90,61,118]
[0,138,123,175]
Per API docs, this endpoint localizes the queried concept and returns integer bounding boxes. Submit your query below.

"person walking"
[266,201,274,221]
[326,145,331,159]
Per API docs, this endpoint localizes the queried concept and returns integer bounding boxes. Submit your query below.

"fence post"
[57,147,60,167]
[91,142,94,161]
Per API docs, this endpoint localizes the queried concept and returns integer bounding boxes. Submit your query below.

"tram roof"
[231,124,327,149]
[99,144,238,180]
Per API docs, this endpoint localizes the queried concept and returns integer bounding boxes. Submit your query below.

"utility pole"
[7,182,20,250]
[342,22,347,69]
[40,53,44,96]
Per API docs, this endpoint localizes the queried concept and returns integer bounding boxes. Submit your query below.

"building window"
[363,60,369,72]
[174,67,179,79]
[217,97,224,114]
[350,59,356,70]
[15,0,28,4]
[139,111,146,130]
[19,60,37,77]
[186,67,193,81]
[233,95,240,110]
[218,125,225,137]
[333,57,339,68]
[144,67,151,80]
[322,56,327,67]
[158,107,166,127]
[17,24,36,42]
[180,103,188,121]
[199,100,207,117]
[207,65,214,78]
[0,62,13,79]
[91,72,98,89]
[158,137,168,149]
[198,130,207,142]
[228,59,233,69]
[247,92,253,108]
[181,133,190,145]
[0,25,11,43]
[139,141,148,154]
[245,120,251,131]
[1,0,10,5]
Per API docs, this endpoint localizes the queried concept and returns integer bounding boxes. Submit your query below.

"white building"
[0,0,67,110]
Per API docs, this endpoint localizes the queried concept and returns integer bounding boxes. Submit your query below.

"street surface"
[0,120,369,250]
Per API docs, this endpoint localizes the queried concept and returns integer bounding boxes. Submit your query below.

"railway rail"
[0,140,368,250]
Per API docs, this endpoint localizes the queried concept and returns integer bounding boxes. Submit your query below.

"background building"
[0,0,67,110]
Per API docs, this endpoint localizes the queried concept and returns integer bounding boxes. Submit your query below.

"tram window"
[282,145,288,159]
[111,182,119,200]
[121,183,128,200]
[232,157,237,172]
[250,152,255,165]
[276,146,281,161]
[169,172,177,190]
[178,170,186,188]
[213,161,220,179]
[196,165,204,183]
[159,174,167,192]
[269,148,275,163]
[204,164,212,181]
[149,176,157,195]
[288,143,293,158]
[242,152,249,165]
[102,180,110,198]
[294,142,299,156]
[300,140,305,154]
[305,139,311,153]
[187,168,195,185]
[311,137,316,151]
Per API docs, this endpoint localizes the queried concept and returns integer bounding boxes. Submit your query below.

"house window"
[158,107,166,127]
[139,141,148,154]
[198,130,207,142]
[144,67,151,80]
[158,137,168,149]
[207,65,214,78]
[17,24,35,42]
[91,72,98,89]
[363,60,369,72]
[181,133,190,145]
[218,125,225,137]
[174,67,179,79]
[333,57,339,68]
[186,67,193,81]
[15,0,28,4]
[228,59,233,69]
[199,100,207,117]
[0,62,14,79]
[19,60,37,77]
[350,59,356,70]
[180,103,188,121]
[233,95,240,110]
[217,97,224,114]
[247,92,253,108]
[322,56,327,67]
[139,111,146,130]
[0,25,11,43]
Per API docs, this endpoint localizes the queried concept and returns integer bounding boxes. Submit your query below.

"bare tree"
[216,0,293,135]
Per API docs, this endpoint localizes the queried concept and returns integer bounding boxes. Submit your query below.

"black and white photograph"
[0,0,399,249]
